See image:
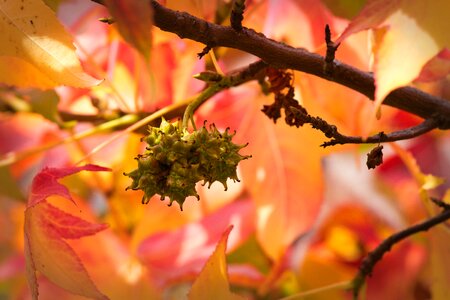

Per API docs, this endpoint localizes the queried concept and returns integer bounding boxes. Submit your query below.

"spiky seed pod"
[124,119,250,209]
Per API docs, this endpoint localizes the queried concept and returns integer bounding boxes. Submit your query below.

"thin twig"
[324,24,340,77]
[321,117,439,147]
[351,199,450,299]
[182,60,268,128]
[230,0,246,31]
[197,45,212,59]
[287,106,439,147]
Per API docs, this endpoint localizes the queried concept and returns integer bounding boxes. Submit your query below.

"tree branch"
[351,198,450,299]
[148,0,450,129]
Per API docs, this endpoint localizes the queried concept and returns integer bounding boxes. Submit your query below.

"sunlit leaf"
[25,202,109,299]
[25,165,110,299]
[188,226,246,300]
[0,0,101,88]
[336,0,450,109]
[104,0,153,60]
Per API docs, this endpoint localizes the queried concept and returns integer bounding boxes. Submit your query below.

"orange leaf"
[25,165,110,299]
[198,89,324,261]
[104,0,153,60]
[25,203,108,300]
[0,0,101,88]
[188,226,246,300]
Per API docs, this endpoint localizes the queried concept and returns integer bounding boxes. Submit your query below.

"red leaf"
[25,165,110,299]
[28,164,110,207]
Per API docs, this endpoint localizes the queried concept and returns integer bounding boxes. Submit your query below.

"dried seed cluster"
[124,119,250,209]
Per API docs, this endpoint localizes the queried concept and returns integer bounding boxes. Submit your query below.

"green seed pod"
[124,119,250,210]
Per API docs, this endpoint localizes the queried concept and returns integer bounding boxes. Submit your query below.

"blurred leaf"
[430,206,450,300]
[322,0,366,19]
[227,235,271,274]
[104,0,153,60]
[137,200,255,283]
[188,226,246,300]
[42,0,61,11]
[390,143,450,300]
[336,0,450,109]
[198,88,325,261]
[416,49,450,82]
[0,0,101,88]
[390,142,444,208]
[24,165,110,299]
[27,90,62,125]
[0,166,24,200]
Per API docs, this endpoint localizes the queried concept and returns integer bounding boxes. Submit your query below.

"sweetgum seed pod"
[124,120,250,209]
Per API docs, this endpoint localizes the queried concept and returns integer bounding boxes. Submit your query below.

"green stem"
[181,84,223,129]
[0,114,139,167]
[279,281,352,300]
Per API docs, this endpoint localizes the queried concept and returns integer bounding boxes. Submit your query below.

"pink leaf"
[137,200,255,282]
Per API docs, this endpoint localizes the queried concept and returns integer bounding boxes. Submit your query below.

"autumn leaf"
[188,226,246,300]
[104,0,153,60]
[25,164,110,299]
[336,0,450,109]
[0,0,101,88]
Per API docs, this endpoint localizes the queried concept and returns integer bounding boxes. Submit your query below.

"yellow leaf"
[188,226,246,300]
[444,189,450,205]
[422,174,445,191]
[0,56,56,89]
[337,0,450,109]
[373,0,450,105]
[0,0,100,88]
